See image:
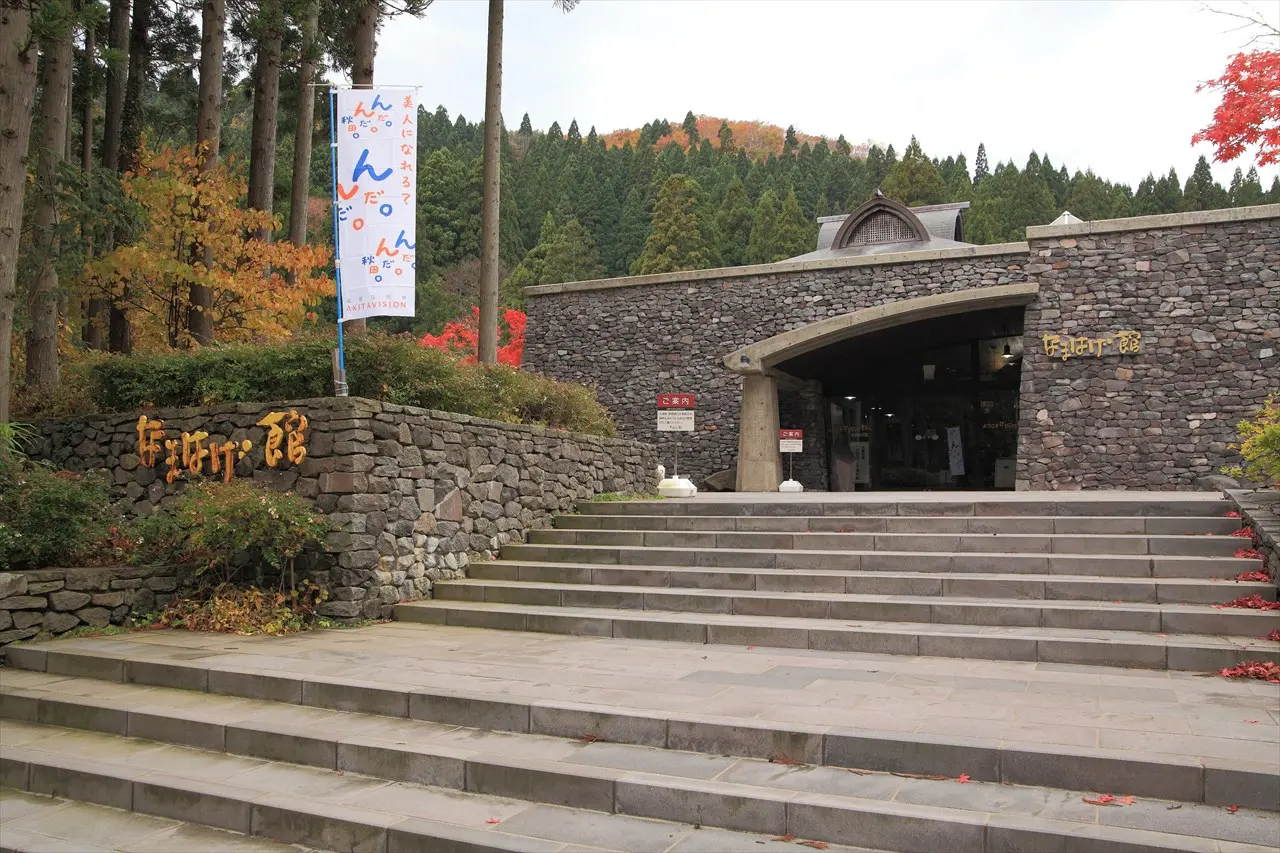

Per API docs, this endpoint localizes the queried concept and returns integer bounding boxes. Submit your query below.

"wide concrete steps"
[499,543,1259,579]
[1,665,1276,852]
[572,497,1231,518]
[470,560,1277,604]
[434,578,1278,635]
[396,599,1279,671]
[0,789,322,853]
[555,514,1241,535]
[531,528,1248,557]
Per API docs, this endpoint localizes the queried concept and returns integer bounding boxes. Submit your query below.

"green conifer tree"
[1064,170,1111,221]
[1233,167,1265,206]
[1268,176,1280,203]
[775,186,814,259]
[784,124,799,155]
[747,189,782,264]
[882,136,946,206]
[714,175,754,267]
[717,120,735,153]
[631,174,711,275]
[518,112,533,135]
[973,143,989,186]
[566,118,581,146]
[1154,168,1183,213]
[682,110,699,146]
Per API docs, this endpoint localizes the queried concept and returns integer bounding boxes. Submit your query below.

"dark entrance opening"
[776,306,1024,491]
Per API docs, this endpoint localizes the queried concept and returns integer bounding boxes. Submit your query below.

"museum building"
[523,197,1280,492]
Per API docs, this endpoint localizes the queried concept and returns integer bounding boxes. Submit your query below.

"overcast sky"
[367,0,1280,189]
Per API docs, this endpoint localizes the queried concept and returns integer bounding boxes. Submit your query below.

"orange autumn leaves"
[89,143,333,350]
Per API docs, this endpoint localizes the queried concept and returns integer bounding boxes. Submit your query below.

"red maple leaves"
[1220,661,1280,683]
[419,307,526,367]
[1234,548,1264,560]
[1214,594,1280,611]
[1192,50,1280,166]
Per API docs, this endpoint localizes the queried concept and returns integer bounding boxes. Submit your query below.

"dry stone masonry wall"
[0,566,180,646]
[30,398,654,620]
[1018,211,1279,489]
[524,250,1028,485]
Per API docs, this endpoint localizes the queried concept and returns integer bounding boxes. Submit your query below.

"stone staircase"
[0,492,1276,852]
[400,493,1279,673]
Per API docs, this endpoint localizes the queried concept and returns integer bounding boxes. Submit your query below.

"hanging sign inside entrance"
[946,426,965,477]
[852,441,871,485]
[779,429,804,453]
[656,394,696,432]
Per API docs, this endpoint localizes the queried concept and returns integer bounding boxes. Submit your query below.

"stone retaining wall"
[1228,490,1280,584]
[30,398,655,619]
[0,566,179,646]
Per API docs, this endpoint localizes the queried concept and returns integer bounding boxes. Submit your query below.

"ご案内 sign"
[779,429,803,453]
[656,394,695,432]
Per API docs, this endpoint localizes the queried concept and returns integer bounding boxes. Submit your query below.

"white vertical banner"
[334,88,417,321]
[946,426,965,476]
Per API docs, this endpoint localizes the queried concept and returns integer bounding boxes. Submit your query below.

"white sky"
[369,0,1280,188]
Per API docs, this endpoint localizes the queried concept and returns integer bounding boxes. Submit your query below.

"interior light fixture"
[844,396,855,400]
[1002,343,1013,360]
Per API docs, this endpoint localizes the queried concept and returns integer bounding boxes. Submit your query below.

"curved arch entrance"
[723,284,1039,492]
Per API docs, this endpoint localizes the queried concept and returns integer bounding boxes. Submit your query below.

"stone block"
[0,595,47,610]
[0,572,28,598]
[90,591,126,608]
[466,757,618,812]
[0,626,40,644]
[226,722,337,768]
[49,590,92,611]
[336,739,466,790]
[25,580,64,594]
[64,568,113,591]
[40,611,79,634]
[133,778,251,834]
[74,606,112,627]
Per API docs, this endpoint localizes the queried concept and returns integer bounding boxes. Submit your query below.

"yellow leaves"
[91,142,334,351]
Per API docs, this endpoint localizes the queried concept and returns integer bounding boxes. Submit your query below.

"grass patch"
[588,492,664,502]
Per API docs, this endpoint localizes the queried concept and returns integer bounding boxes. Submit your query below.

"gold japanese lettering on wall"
[135,410,308,483]
[1041,330,1141,361]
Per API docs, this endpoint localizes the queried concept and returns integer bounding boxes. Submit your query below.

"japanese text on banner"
[335,88,417,322]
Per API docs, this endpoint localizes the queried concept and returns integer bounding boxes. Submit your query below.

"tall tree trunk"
[20,6,72,389]
[287,0,318,250]
[111,0,153,354]
[189,0,224,345]
[343,0,378,334]
[246,0,282,234]
[88,0,128,349]
[101,0,128,171]
[0,2,40,429]
[477,0,503,364]
[79,14,93,172]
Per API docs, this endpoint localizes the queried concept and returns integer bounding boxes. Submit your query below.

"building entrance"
[777,306,1024,491]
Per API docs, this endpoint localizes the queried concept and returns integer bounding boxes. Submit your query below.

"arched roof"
[790,196,972,263]
[829,194,929,250]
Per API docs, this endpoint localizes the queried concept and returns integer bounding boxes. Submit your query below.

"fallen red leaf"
[577,734,601,743]
[1266,630,1280,642]
[771,835,795,842]
[956,774,972,783]
[486,818,501,824]
[1234,548,1264,560]
[770,755,804,766]
[1083,795,1119,806]
[1246,719,1259,723]
[1224,510,1241,518]
[1220,661,1280,683]
[747,646,757,650]
[1226,805,1240,814]
[1230,527,1257,538]
[1117,796,1135,805]
[798,842,829,850]
[892,771,949,781]
[1157,634,1168,638]
[1214,594,1280,611]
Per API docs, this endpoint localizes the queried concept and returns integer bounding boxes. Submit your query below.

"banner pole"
[328,85,349,397]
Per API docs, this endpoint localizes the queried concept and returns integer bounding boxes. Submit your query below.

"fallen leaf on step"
[1226,805,1240,814]
[1166,804,1182,810]
[1157,634,1168,638]
[1245,719,1259,723]
[486,818,501,824]
[1083,795,1119,806]
[845,768,873,775]
[770,755,804,766]
[798,842,829,850]
[1116,796,1134,805]
[956,774,972,783]
[577,734,601,743]
[747,645,757,650]
[771,834,795,842]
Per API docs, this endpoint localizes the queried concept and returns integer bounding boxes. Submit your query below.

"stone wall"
[30,398,655,618]
[0,566,180,646]
[1018,209,1280,489]
[524,246,1028,486]
[1228,490,1280,584]
[525,205,1279,491]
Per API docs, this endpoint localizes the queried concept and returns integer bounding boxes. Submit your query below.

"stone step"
[434,579,1280,636]
[472,560,1277,604]
[499,543,1260,579]
[530,528,1246,557]
[2,670,1277,850]
[0,788,322,853]
[395,600,1280,671]
[575,496,1231,518]
[555,514,1242,536]
[0,723,879,853]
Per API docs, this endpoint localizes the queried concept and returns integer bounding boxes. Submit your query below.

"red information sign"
[779,429,804,440]
[779,429,803,453]
[657,394,696,409]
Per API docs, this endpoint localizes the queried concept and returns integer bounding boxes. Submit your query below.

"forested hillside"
[398,108,1280,333]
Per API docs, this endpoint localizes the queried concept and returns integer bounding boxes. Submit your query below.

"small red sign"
[779,429,804,440]
[657,394,696,409]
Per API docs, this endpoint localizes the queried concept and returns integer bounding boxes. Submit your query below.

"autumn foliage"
[419,306,526,367]
[603,116,869,160]
[89,144,333,350]
[1193,50,1280,167]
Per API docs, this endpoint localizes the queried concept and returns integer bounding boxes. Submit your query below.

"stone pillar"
[736,373,781,492]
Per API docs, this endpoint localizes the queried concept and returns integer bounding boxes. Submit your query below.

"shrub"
[131,480,329,586]
[80,332,616,436]
[158,582,330,635]
[1224,395,1280,486]
[0,459,112,571]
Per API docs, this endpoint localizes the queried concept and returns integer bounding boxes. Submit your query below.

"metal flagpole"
[327,86,348,396]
